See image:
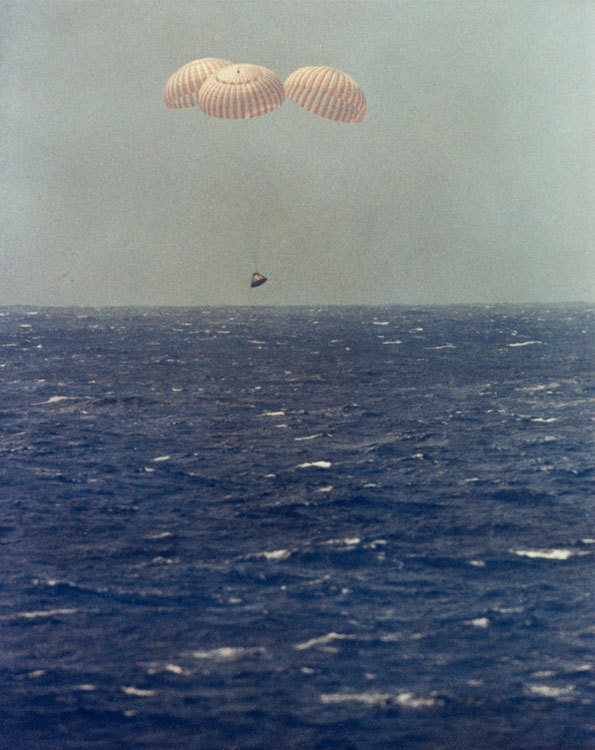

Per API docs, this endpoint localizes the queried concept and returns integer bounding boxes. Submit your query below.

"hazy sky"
[1,0,593,306]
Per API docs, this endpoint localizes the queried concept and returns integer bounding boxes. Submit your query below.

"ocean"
[1,304,593,749]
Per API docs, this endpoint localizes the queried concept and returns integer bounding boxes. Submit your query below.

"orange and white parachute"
[284,66,366,124]
[164,58,233,109]
[197,64,285,120]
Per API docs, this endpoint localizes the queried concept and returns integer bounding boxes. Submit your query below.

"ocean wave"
[507,341,543,347]
[257,549,292,561]
[527,684,575,699]
[512,548,590,560]
[121,686,156,697]
[3,608,78,620]
[193,646,266,660]
[320,691,441,709]
[294,632,355,650]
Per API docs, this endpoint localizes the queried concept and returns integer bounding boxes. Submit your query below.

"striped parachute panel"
[164,58,233,109]
[197,64,285,120]
[284,66,366,124]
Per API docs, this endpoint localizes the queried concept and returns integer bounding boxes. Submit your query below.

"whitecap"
[295,632,353,650]
[507,341,542,347]
[518,382,560,392]
[151,556,178,565]
[294,434,322,441]
[321,691,391,706]
[430,344,456,350]
[372,321,389,326]
[323,537,360,547]
[165,664,185,674]
[395,692,439,708]
[530,417,558,423]
[36,395,92,405]
[464,617,490,628]
[260,549,291,561]
[528,684,575,698]
[121,686,156,697]
[261,411,285,417]
[75,684,96,691]
[152,455,171,462]
[320,691,438,708]
[193,646,265,660]
[298,461,332,469]
[381,340,402,345]
[145,662,187,675]
[6,608,77,620]
[32,578,60,587]
[316,485,334,492]
[513,548,588,560]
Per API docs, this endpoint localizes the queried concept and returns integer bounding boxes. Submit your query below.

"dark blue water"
[1,305,593,749]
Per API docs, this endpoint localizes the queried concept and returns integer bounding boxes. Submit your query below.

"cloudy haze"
[1,0,593,306]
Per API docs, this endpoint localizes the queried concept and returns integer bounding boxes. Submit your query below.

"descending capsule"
[284,65,366,124]
[198,64,285,120]
[250,273,267,288]
[164,58,233,109]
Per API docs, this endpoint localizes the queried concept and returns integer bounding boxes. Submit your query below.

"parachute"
[164,58,233,109]
[198,64,285,120]
[165,60,365,122]
[284,66,366,124]
[165,58,366,289]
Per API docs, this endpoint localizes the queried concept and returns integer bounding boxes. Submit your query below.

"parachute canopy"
[250,273,267,288]
[284,66,366,124]
[164,58,233,109]
[198,64,285,120]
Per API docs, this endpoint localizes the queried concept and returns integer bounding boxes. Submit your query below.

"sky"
[1,0,593,306]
